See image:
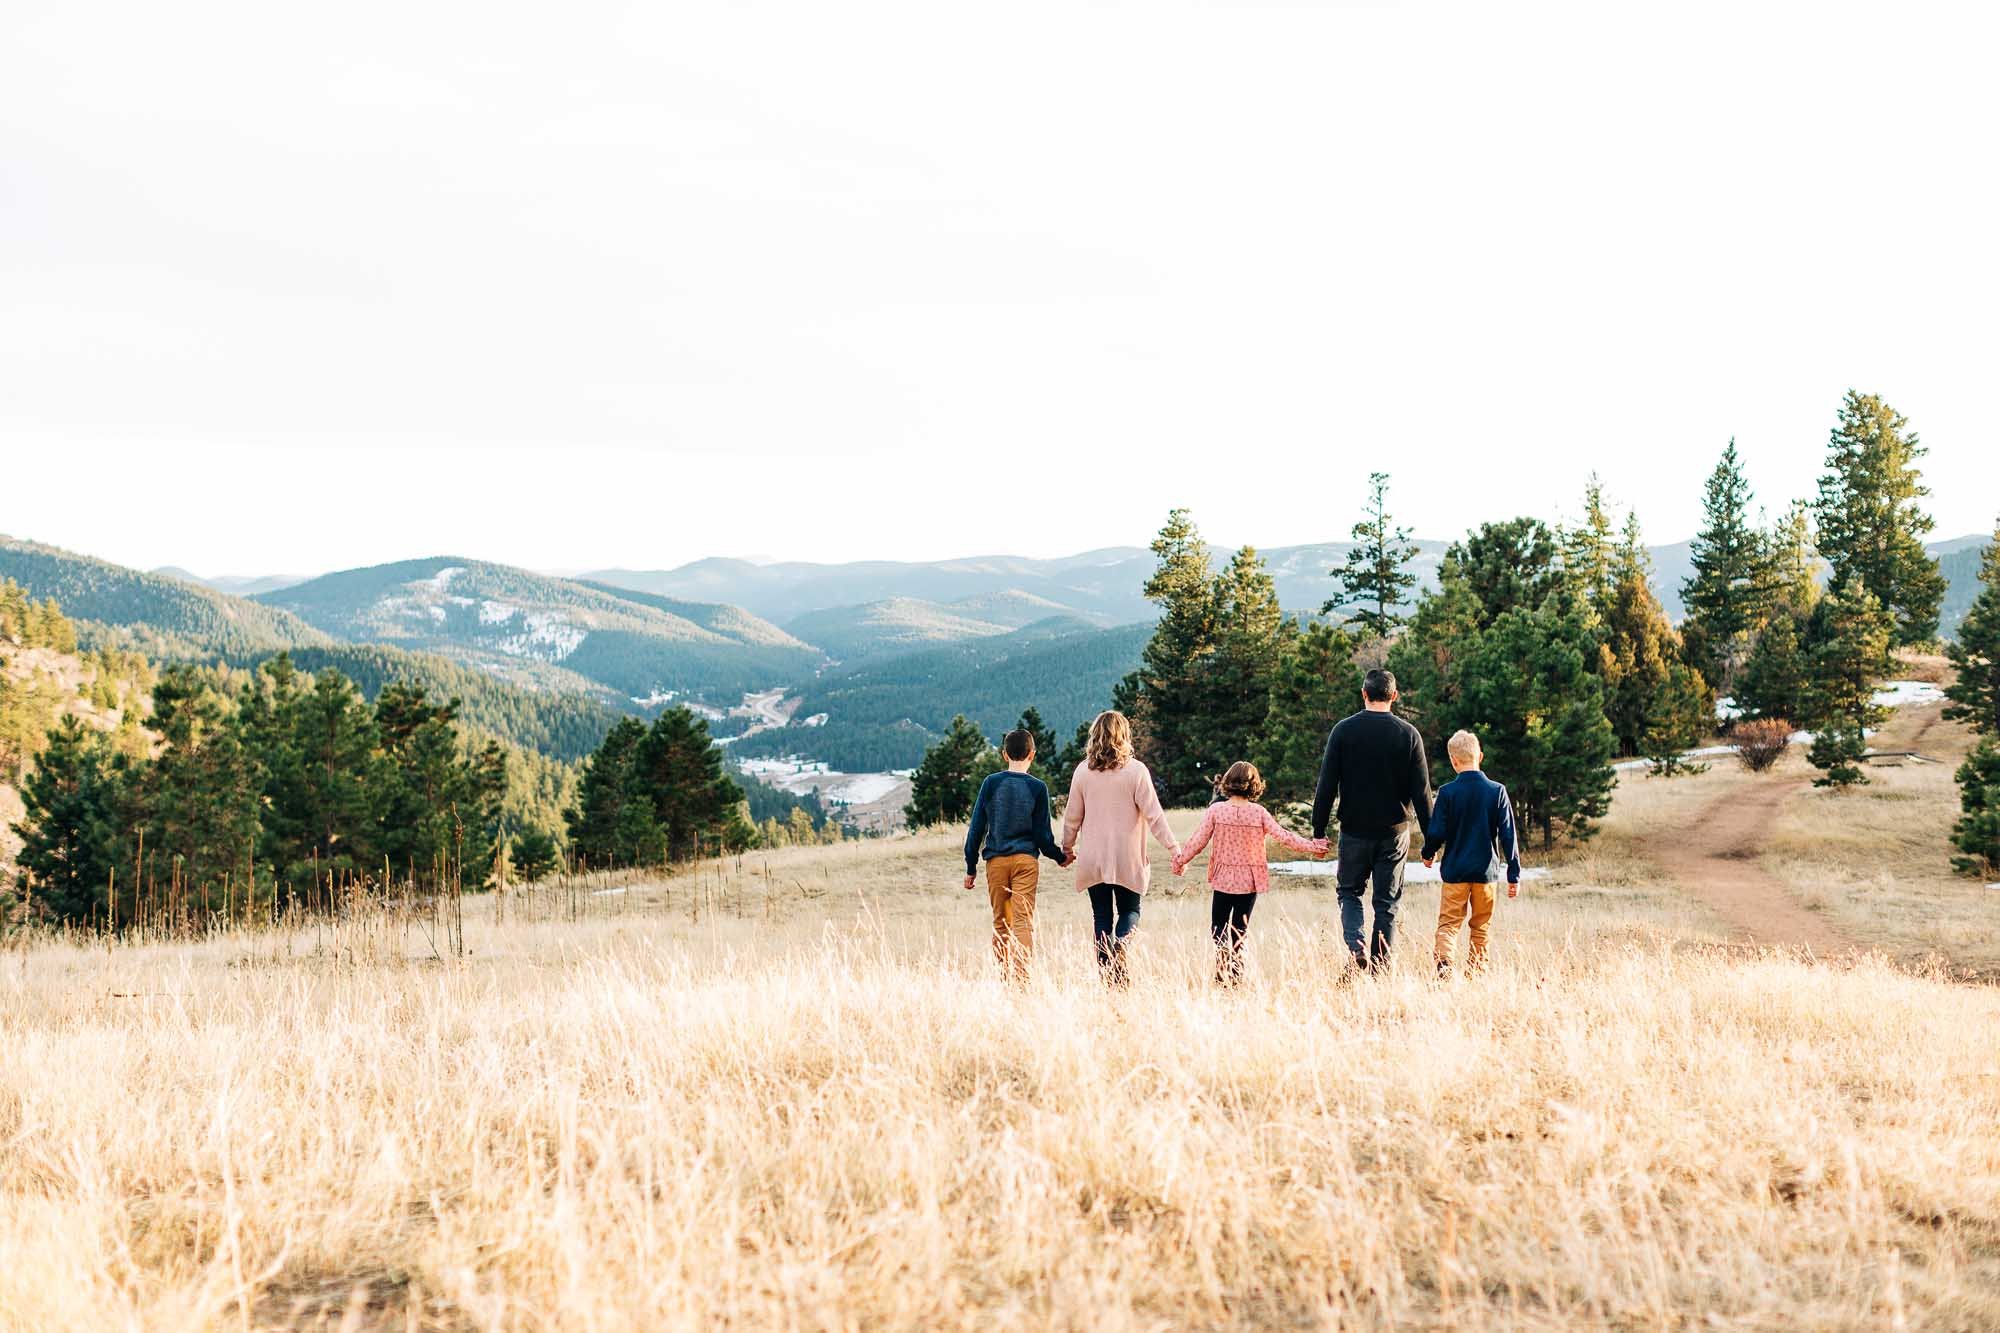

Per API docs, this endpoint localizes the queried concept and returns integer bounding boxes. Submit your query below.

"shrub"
[1734,718,1793,773]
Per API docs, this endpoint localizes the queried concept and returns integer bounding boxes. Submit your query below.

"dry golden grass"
[2,806,1998,1329]
[1759,702,2000,977]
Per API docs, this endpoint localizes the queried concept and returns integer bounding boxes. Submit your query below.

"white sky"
[3,1,1996,577]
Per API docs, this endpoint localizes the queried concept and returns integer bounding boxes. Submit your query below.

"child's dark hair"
[1218,761,1266,800]
[1002,728,1035,762]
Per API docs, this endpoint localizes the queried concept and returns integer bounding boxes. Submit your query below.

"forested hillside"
[0,537,331,654]
[732,619,1149,771]
[258,558,822,703]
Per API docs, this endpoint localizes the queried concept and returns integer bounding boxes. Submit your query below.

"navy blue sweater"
[964,770,1065,874]
[1420,770,1522,884]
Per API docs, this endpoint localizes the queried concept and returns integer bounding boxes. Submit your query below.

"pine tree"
[1015,705,1059,784]
[510,827,561,882]
[1458,601,1617,848]
[1733,607,1809,724]
[905,715,998,826]
[636,707,743,862]
[1812,391,1947,647]
[143,666,260,909]
[1950,740,2000,878]
[1762,501,1821,615]
[1561,475,1619,616]
[1802,578,1893,788]
[1323,472,1418,636]
[1459,518,1565,629]
[1187,547,1290,796]
[566,717,659,867]
[1120,510,1222,805]
[1598,515,1712,762]
[1384,545,1487,760]
[1016,706,1058,764]
[1253,620,1359,807]
[11,716,128,923]
[1944,522,2000,737]
[1681,440,1770,689]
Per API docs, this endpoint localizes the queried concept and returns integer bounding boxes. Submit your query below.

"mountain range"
[5,527,1987,777]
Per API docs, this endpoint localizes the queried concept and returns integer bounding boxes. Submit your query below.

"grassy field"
[2,755,1998,1328]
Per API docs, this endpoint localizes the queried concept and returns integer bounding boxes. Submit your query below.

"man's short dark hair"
[1002,728,1035,761]
[1362,669,1398,702]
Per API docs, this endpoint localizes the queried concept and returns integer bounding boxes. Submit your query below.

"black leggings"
[1087,883,1143,981]
[1211,891,1258,984]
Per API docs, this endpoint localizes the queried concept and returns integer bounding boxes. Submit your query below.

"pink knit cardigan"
[1060,759,1181,894]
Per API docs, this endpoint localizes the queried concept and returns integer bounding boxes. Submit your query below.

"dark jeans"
[1087,883,1143,984]
[1210,890,1258,986]
[1336,829,1409,970]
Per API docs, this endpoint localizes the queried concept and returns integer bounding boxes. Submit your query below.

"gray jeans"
[1336,830,1409,969]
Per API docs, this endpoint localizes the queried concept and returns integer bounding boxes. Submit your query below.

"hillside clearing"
[2,784,1996,1329]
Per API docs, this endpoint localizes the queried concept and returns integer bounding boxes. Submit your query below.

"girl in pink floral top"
[1172,761,1329,984]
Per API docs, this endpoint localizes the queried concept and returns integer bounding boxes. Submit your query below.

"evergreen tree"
[1598,516,1712,761]
[905,714,998,826]
[1681,440,1770,688]
[1762,501,1821,615]
[276,667,381,896]
[566,717,660,867]
[1187,547,1290,796]
[1050,721,1090,799]
[1733,606,1809,724]
[1561,475,1619,616]
[635,707,744,861]
[143,666,259,909]
[11,716,128,924]
[1253,619,1359,807]
[1384,545,1486,759]
[1015,705,1059,783]
[510,827,561,882]
[1950,740,2000,878]
[1812,390,1947,647]
[1802,579,1893,788]
[1944,522,2000,737]
[1458,518,1565,629]
[1458,601,1617,848]
[1119,509,1221,805]
[376,683,504,887]
[1323,471,1418,635]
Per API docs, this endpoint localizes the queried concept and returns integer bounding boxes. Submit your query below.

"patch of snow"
[494,612,585,661]
[801,712,829,728]
[630,689,677,708]
[480,600,518,625]
[446,595,475,607]
[1269,861,1552,885]
[739,757,831,778]
[1873,680,1946,708]
[827,774,899,805]
[426,605,447,622]
[421,566,464,592]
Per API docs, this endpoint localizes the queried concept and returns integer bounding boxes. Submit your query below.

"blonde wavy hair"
[1085,710,1134,772]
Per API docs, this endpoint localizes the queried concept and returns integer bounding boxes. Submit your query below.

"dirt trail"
[1639,776,1851,955]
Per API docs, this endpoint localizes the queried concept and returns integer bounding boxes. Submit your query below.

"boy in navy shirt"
[963,728,1071,982]
[1421,729,1522,976]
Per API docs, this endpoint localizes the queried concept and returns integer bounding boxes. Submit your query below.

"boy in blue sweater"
[1421,729,1522,977]
[963,728,1071,982]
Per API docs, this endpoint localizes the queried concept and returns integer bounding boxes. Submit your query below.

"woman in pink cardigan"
[1061,711,1182,986]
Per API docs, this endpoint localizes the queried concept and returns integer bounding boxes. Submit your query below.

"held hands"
[1507,880,1520,899]
[1311,838,1331,859]
[1422,856,1434,869]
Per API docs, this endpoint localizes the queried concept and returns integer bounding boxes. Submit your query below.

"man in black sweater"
[1311,668,1433,972]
